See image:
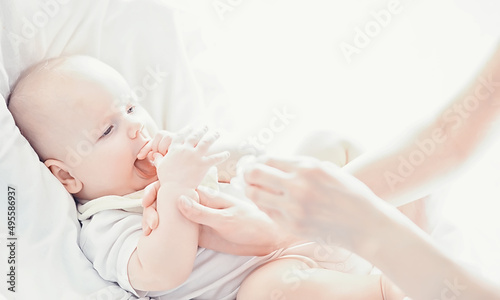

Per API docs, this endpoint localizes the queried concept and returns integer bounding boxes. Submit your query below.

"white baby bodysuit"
[77,171,373,299]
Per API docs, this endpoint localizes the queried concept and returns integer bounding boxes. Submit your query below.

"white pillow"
[0,0,212,298]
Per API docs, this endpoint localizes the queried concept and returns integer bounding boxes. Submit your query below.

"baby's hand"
[141,127,229,236]
[137,130,175,161]
[154,127,229,189]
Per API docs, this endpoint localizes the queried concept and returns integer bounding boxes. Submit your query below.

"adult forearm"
[345,43,500,206]
[343,126,460,207]
[355,202,500,300]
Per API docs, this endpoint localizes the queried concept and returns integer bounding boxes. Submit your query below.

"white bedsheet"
[0,0,213,298]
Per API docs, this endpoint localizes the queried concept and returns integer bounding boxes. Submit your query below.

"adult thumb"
[177,195,218,227]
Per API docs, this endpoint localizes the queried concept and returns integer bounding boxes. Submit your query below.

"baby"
[8,55,407,299]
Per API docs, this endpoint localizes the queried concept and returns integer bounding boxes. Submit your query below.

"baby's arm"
[128,128,229,291]
[129,184,198,291]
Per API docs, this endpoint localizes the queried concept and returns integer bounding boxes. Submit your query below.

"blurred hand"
[243,156,387,245]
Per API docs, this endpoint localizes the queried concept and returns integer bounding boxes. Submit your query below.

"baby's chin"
[136,177,158,193]
[133,174,158,195]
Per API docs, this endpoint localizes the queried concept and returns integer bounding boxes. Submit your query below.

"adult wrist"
[349,198,401,259]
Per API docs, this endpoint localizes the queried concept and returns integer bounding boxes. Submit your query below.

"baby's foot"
[381,275,412,300]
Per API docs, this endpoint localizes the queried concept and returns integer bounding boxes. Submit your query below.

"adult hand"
[178,186,299,256]
[243,155,392,248]
[142,180,160,236]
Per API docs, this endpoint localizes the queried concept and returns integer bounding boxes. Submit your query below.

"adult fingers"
[177,194,228,227]
[245,184,305,230]
[258,155,318,172]
[244,163,291,195]
[244,183,286,208]
[142,180,160,208]
[257,156,301,172]
[197,186,233,209]
[142,205,159,232]
[142,220,152,236]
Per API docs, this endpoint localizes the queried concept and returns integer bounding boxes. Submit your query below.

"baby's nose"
[128,120,144,139]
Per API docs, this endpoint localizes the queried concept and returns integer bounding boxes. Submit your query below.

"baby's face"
[46,62,158,200]
[66,95,157,200]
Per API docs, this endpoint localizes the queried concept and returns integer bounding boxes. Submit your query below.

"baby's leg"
[237,258,404,300]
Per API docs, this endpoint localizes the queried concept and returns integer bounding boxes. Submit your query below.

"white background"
[178,0,500,281]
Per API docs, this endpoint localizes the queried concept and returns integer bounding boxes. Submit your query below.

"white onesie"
[77,173,374,299]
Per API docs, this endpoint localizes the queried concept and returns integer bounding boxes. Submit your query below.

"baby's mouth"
[134,157,156,178]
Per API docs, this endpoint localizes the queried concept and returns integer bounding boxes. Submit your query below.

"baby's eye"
[101,125,114,138]
[127,105,136,114]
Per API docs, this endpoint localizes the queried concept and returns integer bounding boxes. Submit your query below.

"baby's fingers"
[157,135,173,155]
[185,126,209,147]
[149,130,174,155]
[152,152,164,168]
[196,131,221,153]
[137,140,153,160]
[172,126,193,144]
[204,151,230,166]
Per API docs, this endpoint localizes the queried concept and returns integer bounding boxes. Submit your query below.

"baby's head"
[9,56,157,200]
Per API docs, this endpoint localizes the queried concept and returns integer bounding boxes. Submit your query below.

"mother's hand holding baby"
[182,187,298,256]
[139,128,295,256]
[142,181,296,256]
[243,156,388,247]
[241,155,500,300]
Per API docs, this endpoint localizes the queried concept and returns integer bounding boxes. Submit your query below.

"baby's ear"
[44,159,83,194]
